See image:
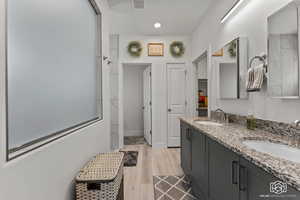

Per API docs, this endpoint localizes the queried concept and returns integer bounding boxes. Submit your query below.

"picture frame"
[148,43,164,56]
[212,48,224,57]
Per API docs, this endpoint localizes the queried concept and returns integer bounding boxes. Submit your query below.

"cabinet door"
[191,129,208,200]
[180,122,192,176]
[208,139,239,200]
[239,158,300,200]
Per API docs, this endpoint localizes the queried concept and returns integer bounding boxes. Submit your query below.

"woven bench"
[75,152,124,200]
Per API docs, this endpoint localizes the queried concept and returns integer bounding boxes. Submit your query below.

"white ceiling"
[109,0,212,35]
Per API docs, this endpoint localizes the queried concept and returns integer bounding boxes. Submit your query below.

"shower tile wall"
[110,34,119,150]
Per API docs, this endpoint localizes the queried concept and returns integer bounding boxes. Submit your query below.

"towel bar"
[249,54,267,73]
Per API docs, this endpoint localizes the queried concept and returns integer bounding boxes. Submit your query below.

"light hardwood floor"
[122,144,183,200]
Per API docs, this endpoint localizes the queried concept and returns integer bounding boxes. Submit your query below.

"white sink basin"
[243,140,300,163]
[194,121,223,126]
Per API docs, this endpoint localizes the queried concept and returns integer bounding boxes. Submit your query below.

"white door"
[167,63,187,147]
[143,67,152,145]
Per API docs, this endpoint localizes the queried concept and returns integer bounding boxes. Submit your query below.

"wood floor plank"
[122,144,183,200]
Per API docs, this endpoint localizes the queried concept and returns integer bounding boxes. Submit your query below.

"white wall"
[268,2,298,35]
[118,35,192,148]
[0,0,111,199]
[197,54,208,79]
[191,0,300,123]
[123,65,146,137]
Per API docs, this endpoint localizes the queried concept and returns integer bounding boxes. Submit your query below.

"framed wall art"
[148,43,164,56]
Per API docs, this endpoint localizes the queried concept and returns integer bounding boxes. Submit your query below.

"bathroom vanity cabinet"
[208,138,239,200]
[191,128,208,199]
[180,122,192,176]
[180,121,300,200]
[239,157,299,200]
[181,122,208,199]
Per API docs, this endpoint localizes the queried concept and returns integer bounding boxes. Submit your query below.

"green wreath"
[128,41,142,57]
[228,40,237,58]
[170,41,185,57]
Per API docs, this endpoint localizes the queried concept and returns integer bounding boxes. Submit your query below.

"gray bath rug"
[121,151,139,167]
[153,175,198,200]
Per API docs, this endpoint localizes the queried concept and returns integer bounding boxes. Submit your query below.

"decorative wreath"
[170,41,185,57]
[228,40,237,58]
[128,41,142,57]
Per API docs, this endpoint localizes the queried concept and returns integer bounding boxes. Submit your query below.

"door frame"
[192,45,212,118]
[143,66,152,145]
[119,63,152,149]
[166,62,187,147]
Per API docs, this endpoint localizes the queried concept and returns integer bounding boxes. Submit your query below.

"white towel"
[246,64,265,91]
[246,67,254,90]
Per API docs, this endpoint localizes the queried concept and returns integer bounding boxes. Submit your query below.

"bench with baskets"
[75,152,124,200]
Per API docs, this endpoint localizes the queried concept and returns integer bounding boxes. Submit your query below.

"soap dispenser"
[246,111,256,130]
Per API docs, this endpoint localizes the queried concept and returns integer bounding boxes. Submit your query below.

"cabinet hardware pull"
[186,128,189,140]
[239,165,247,191]
[187,129,191,140]
[232,161,238,185]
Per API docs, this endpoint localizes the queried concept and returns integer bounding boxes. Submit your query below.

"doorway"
[193,51,209,117]
[122,64,152,146]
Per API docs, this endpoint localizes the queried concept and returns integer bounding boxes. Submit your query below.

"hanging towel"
[247,64,265,92]
[246,67,254,90]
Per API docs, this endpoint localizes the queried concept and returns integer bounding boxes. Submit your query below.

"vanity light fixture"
[221,0,245,24]
[154,22,161,29]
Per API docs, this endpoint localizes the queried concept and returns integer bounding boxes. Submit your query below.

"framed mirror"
[213,37,248,99]
[268,0,300,98]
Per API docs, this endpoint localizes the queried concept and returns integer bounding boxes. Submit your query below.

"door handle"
[168,108,172,112]
[232,161,238,185]
[239,165,247,191]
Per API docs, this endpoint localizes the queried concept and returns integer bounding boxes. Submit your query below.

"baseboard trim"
[124,130,144,137]
[152,142,167,149]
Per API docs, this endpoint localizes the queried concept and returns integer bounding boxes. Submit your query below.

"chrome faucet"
[214,108,228,123]
[294,120,300,127]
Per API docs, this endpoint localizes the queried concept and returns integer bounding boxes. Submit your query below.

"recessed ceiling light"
[154,22,161,29]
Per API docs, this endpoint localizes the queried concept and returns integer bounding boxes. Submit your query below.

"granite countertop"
[180,117,300,192]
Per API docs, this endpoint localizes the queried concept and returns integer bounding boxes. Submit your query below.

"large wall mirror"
[268,0,300,98]
[213,37,248,99]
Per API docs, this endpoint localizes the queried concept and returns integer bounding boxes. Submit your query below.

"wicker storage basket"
[75,152,124,200]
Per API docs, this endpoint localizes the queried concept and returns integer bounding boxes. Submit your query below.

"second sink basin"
[194,121,223,126]
[243,140,300,163]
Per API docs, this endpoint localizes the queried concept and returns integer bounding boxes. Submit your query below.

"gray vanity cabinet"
[208,138,240,200]
[180,123,192,176]
[239,158,300,200]
[191,129,208,199]
[180,121,300,200]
